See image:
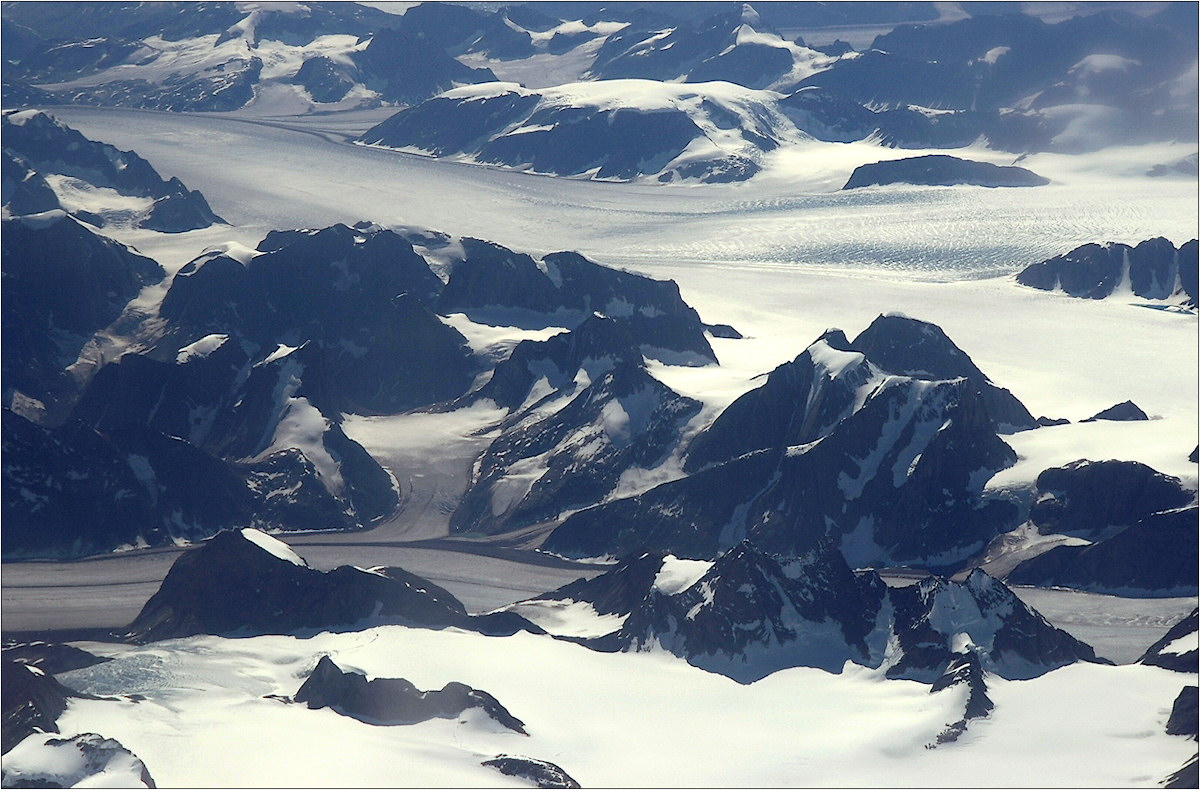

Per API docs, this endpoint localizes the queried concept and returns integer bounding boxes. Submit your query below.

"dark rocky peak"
[397,2,535,59]
[295,655,526,733]
[1166,686,1197,740]
[533,551,668,616]
[1,148,61,216]
[1140,608,1198,673]
[2,212,165,421]
[439,238,563,321]
[604,540,887,681]
[474,313,657,413]
[1028,459,1194,539]
[683,329,879,472]
[160,229,473,414]
[483,756,580,789]
[1083,400,1149,422]
[1180,240,1199,306]
[2,658,74,754]
[746,375,1017,566]
[887,569,1100,681]
[450,360,701,536]
[851,313,1035,432]
[353,28,497,105]
[1005,505,1198,597]
[243,223,445,327]
[124,528,475,643]
[541,448,783,561]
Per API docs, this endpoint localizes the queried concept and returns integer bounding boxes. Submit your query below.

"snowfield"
[48,626,1197,788]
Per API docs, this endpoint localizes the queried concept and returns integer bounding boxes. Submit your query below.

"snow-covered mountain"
[359,79,808,183]
[510,539,1100,683]
[2,110,224,232]
[543,315,1031,570]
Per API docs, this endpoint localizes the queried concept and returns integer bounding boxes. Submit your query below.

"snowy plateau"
[1,1,1198,788]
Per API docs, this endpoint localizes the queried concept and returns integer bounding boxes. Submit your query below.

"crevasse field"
[4,101,1197,787]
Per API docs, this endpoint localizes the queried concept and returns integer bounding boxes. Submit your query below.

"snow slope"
[49,626,1198,787]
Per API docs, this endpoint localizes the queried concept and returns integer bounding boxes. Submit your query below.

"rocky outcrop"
[1016,238,1199,304]
[1026,460,1193,540]
[1006,507,1198,596]
[1083,401,1149,422]
[482,756,581,789]
[295,656,525,732]
[843,154,1048,189]
[1,659,73,754]
[124,529,540,643]
[1167,686,1198,739]
[929,650,994,745]
[1140,609,1198,673]
[1,642,110,675]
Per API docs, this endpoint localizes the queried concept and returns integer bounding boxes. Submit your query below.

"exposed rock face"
[843,154,1048,189]
[2,110,224,231]
[1165,756,1199,790]
[929,650,994,745]
[1,642,109,676]
[482,756,581,789]
[452,360,701,536]
[1083,400,1149,422]
[0,733,156,788]
[1,212,164,421]
[295,656,526,733]
[886,570,1100,682]
[1,659,72,754]
[1140,609,1199,673]
[1016,238,1199,304]
[594,541,888,682]
[545,317,1023,570]
[1006,507,1198,596]
[440,244,716,362]
[1,408,272,559]
[124,529,540,643]
[160,224,471,415]
[1,149,60,215]
[1027,460,1194,539]
[521,541,1097,684]
[353,28,497,105]
[1167,686,1198,739]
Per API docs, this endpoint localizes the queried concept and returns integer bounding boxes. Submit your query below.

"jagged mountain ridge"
[508,539,1100,683]
[543,315,1028,570]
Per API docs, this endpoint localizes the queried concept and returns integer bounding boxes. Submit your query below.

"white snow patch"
[175,333,229,364]
[239,528,307,567]
[653,555,714,596]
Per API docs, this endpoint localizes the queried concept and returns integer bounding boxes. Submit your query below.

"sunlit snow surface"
[51,627,1197,787]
